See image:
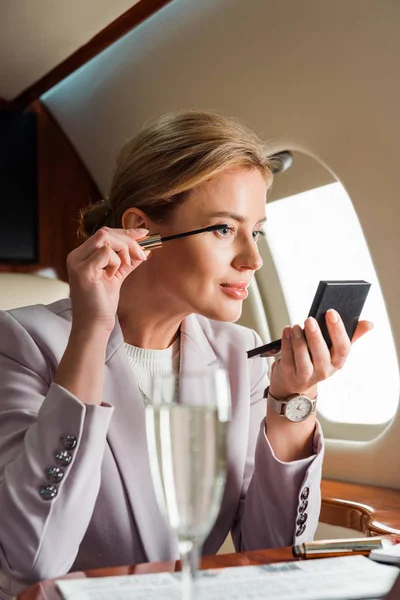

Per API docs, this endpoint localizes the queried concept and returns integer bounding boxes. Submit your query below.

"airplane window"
[264,181,399,426]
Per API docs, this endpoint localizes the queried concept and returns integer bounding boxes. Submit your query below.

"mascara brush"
[137,224,229,250]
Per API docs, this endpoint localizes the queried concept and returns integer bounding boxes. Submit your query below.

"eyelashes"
[216,225,234,237]
[253,229,267,241]
[215,224,266,242]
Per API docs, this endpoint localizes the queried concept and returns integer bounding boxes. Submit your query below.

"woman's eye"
[215,226,265,241]
[252,230,265,241]
[217,225,234,237]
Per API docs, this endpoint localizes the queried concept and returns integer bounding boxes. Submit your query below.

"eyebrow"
[207,211,267,225]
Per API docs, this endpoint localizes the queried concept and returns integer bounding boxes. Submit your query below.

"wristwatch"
[265,387,317,422]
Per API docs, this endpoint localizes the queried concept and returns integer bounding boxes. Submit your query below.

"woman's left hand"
[268,308,373,400]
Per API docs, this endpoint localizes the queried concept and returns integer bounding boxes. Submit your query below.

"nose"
[232,239,263,272]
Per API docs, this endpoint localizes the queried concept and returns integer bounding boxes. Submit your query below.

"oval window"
[261,151,399,431]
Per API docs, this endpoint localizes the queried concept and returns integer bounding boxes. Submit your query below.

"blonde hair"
[78,110,273,240]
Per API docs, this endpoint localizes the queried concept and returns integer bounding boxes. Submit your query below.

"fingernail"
[139,249,147,261]
[327,309,339,323]
[367,321,374,330]
[284,327,291,340]
[305,317,317,332]
[134,228,149,235]
[293,325,303,339]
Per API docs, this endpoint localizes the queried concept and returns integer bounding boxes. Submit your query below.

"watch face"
[285,396,313,422]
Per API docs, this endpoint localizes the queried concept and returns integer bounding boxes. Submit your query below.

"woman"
[0,111,372,596]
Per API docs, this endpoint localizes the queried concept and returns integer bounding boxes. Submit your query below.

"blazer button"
[55,450,72,466]
[61,435,77,451]
[297,513,308,526]
[46,466,64,483]
[39,485,58,500]
[299,500,308,513]
[301,486,310,500]
[296,523,306,537]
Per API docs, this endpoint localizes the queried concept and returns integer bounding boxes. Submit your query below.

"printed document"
[56,555,399,600]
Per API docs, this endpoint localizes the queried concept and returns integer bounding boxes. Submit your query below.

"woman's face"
[144,166,267,322]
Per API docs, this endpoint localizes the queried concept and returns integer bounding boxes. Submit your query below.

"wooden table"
[17,478,400,599]
[18,547,295,600]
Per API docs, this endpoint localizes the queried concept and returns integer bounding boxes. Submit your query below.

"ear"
[121,208,149,230]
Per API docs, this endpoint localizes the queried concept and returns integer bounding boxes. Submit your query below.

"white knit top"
[124,335,180,405]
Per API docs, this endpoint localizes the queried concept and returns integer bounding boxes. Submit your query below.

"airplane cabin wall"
[0,101,101,280]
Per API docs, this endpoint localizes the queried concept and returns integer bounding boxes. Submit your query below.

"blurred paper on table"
[56,555,399,600]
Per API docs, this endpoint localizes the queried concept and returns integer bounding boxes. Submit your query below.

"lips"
[220,282,249,300]
[220,282,250,290]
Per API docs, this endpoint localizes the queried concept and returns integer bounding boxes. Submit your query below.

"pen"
[292,536,399,559]
[137,224,229,250]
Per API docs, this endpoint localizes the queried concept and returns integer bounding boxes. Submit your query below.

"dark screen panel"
[0,111,38,263]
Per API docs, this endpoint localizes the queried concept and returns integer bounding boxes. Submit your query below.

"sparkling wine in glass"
[145,368,231,599]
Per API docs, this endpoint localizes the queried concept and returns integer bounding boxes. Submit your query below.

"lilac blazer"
[0,299,324,597]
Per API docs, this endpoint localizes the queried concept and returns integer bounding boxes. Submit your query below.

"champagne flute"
[145,368,231,599]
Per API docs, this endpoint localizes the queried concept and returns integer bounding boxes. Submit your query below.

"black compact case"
[307,280,371,348]
[247,280,371,359]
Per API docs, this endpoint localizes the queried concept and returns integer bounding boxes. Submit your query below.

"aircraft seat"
[0,272,70,311]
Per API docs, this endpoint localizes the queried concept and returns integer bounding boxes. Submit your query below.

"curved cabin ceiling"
[38,0,399,204]
[0,0,140,100]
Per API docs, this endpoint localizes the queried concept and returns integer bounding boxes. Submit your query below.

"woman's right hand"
[66,226,150,332]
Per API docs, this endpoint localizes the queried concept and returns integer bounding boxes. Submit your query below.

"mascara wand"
[137,224,229,250]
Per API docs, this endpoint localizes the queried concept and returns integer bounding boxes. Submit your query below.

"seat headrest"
[0,273,70,310]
